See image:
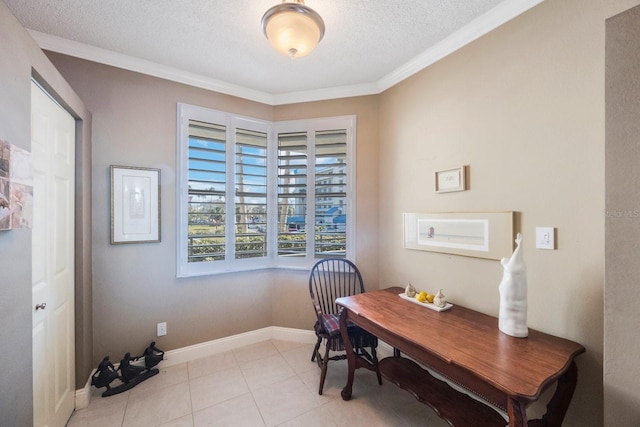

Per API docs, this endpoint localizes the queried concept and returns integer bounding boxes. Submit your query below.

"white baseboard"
[74,370,93,410]
[75,326,317,407]
[160,326,316,367]
[271,326,318,346]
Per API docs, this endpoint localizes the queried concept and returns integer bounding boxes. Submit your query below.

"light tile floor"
[67,339,449,427]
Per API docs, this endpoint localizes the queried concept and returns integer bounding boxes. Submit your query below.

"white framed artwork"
[435,166,467,193]
[110,165,161,244]
[403,212,515,260]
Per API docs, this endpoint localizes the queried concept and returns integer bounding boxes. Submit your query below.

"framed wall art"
[435,166,467,193]
[403,211,515,260]
[1,140,33,231]
[110,165,161,244]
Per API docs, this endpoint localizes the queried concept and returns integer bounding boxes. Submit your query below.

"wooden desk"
[336,287,585,427]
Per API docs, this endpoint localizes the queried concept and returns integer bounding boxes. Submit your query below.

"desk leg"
[509,361,579,427]
[507,397,527,427]
[339,308,355,401]
[528,361,579,427]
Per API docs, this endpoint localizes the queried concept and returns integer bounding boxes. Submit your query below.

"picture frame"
[435,166,467,193]
[110,165,161,244]
[403,212,515,260]
[1,140,33,231]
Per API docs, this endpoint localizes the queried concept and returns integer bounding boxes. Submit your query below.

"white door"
[31,81,76,427]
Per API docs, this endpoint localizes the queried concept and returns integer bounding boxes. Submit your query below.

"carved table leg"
[528,360,579,427]
[340,308,355,401]
[508,396,528,427]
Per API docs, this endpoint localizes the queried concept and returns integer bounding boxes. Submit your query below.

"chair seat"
[316,313,378,353]
[319,313,356,336]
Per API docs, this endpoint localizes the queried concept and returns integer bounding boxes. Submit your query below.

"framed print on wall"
[0,140,34,231]
[403,211,515,260]
[435,166,467,193]
[110,165,161,244]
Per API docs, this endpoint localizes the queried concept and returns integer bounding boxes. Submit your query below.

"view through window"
[177,104,355,277]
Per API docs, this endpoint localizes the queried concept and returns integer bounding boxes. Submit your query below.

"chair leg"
[319,343,330,395]
[311,336,322,362]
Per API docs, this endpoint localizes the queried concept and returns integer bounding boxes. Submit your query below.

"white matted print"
[435,166,467,193]
[404,212,514,260]
[110,165,161,244]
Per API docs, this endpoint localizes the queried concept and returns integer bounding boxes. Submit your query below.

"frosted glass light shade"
[262,1,325,58]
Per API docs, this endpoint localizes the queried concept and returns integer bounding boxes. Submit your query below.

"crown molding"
[29,30,276,105]
[271,82,380,105]
[29,0,543,106]
[377,0,544,92]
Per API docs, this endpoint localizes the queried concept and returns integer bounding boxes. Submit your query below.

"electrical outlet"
[157,322,167,337]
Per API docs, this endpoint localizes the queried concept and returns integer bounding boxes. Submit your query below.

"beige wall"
[47,53,381,363]
[4,0,638,424]
[0,2,92,423]
[47,55,272,361]
[605,4,640,425]
[378,0,639,425]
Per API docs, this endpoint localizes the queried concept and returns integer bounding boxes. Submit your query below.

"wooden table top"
[336,287,585,401]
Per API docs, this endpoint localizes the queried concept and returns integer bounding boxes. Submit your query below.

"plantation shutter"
[187,120,227,262]
[277,131,308,257]
[314,129,347,258]
[235,128,268,259]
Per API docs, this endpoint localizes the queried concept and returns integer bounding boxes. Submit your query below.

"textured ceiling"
[5,0,538,103]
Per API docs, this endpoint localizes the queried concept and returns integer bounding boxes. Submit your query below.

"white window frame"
[177,103,356,277]
[271,117,356,270]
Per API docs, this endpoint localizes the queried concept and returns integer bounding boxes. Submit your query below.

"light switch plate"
[535,227,555,250]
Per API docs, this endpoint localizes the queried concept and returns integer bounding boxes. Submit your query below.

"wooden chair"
[309,258,382,394]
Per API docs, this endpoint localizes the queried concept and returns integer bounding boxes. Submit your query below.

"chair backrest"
[309,258,365,318]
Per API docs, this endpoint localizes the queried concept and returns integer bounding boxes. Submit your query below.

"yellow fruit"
[416,291,427,303]
[426,294,435,303]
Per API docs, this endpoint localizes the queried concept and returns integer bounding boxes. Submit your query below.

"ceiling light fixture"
[261,0,325,59]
